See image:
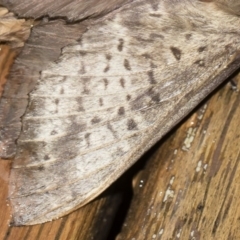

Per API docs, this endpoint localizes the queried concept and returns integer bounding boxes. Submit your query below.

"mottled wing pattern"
[9,0,240,225]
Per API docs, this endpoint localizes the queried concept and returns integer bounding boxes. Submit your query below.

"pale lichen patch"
[196,160,202,172]
[159,228,164,235]
[182,127,197,151]
[163,176,175,202]
[176,229,182,238]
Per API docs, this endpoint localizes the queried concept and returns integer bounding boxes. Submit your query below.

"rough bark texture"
[0,45,16,96]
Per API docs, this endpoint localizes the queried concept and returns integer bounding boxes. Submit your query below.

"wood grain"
[0,45,16,97]
[116,75,240,240]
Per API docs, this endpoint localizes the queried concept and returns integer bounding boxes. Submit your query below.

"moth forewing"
[8,0,240,225]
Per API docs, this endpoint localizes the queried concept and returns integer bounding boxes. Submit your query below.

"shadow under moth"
[0,0,240,226]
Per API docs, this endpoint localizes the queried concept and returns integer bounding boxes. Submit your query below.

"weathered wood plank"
[0,45,16,96]
[117,75,240,240]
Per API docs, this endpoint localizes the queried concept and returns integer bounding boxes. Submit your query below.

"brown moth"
[4,0,240,225]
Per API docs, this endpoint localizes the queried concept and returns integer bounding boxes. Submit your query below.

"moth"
[2,0,240,225]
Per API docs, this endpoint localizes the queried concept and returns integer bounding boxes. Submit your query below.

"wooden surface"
[0,45,16,96]
[116,75,240,239]
[1,7,240,240]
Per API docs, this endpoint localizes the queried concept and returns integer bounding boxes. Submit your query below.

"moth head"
[200,0,240,16]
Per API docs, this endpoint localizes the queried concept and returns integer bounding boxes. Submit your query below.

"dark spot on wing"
[99,98,103,106]
[79,50,87,56]
[170,47,181,60]
[38,165,45,171]
[79,61,86,74]
[85,133,91,138]
[56,76,66,84]
[142,53,152,59]
[107,122,118,138]
[127,119,138,130]
[194,60,205,67]
[120,78,125,88]
[149,13,162,18]
[51,130,58,135]
[82,77,91,94]
[135,36,154,43]
[150,33,164,39]
[124,59,131,71]
[44,155,50,160]
[118,38,124,51]
[67,116,87,133]
[124,21,141,28]
[185,34,192,40]
[85,133,91,147]
[115,147,125,157]
[130,87,160,110]
[198,46,206,52]
[126,95,131,101]
[118,107,125,115]
[150,62,157,69]
[51,134,83,159]
[104,65,110,72]
[147,87,160,102]
[147,70,156,84]
[54,99,59,113]
[225,44,232,52]
[106,54,112,60]
[130,94,146,111]
[91,116,101,124]
[75,97,85,112]
[103,78,108,89]
[28,99,37,112]
[124,14,141,28]
[60,87,64,94]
